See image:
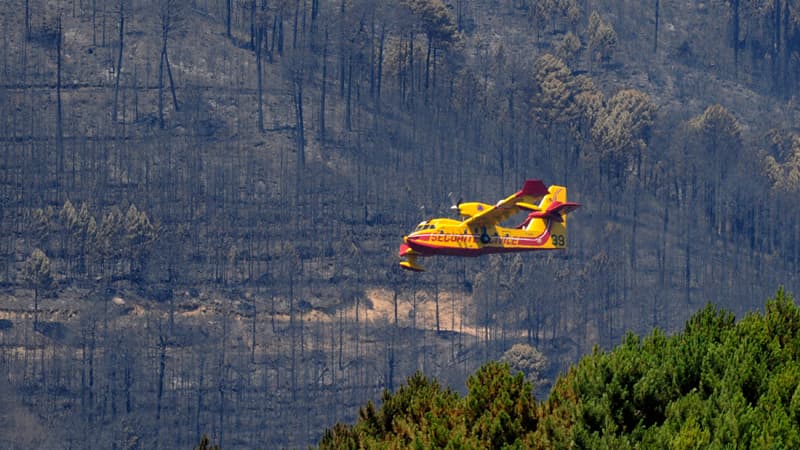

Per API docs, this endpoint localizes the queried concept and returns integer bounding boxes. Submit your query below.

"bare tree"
[157,0,183,128]
[56,15,64,187]
[22,248,52,331]
[112,0,125,122]
[256,20,266,133]
[652,0,660,53]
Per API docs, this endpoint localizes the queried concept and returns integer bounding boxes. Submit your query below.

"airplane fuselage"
[403,217,564,257]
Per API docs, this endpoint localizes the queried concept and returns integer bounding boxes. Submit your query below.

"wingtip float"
[399,179,579,272]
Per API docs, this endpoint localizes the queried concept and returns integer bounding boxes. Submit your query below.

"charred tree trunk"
[56,16,64,189]
[345,56,352,131]
[376,21,385,109]
[319,28,328,142]
[731,0,740,74]
[164,48,178,113]
[425,33,432,103]
[292,73,305,175]
[226,0,232,39]
[158,27,179,128]
[155,332,167,448]
[653,0,659,53]
[256,26,265,132]
[113,1,125,122]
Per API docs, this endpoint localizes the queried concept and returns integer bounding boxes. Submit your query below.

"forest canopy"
[319,288,800,449]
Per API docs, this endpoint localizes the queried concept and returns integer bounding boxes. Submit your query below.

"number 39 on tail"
[399,180,580,272]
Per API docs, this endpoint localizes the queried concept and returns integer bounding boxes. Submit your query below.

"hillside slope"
[1,0,800,447]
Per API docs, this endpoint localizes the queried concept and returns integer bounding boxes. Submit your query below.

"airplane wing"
[463,180,549,228]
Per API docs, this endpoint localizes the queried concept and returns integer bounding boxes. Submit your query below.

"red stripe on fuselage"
[406,224,552,257]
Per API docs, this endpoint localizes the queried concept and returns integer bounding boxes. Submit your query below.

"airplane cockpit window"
[415,223,439,231]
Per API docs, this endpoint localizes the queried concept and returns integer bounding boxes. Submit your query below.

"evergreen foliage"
[21,248,53,293]
[21,248,52,330]
[765,134,800,193]
[320,288,800,448]
[500,343,548,389]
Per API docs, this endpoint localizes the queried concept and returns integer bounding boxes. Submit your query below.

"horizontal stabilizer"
[528,201,580,222]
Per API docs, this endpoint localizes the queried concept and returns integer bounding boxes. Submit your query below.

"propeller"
[448,192,462,214]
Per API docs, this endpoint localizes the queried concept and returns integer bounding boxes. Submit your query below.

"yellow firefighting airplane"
[399,180,579,271]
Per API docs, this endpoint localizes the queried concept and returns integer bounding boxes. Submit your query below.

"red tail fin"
[519,179,549,198]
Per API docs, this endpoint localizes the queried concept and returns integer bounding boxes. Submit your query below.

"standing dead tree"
[113,0,125,122]
[157,0,183,128]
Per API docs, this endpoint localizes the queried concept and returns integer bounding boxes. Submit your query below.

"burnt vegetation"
[1,0,800,448]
